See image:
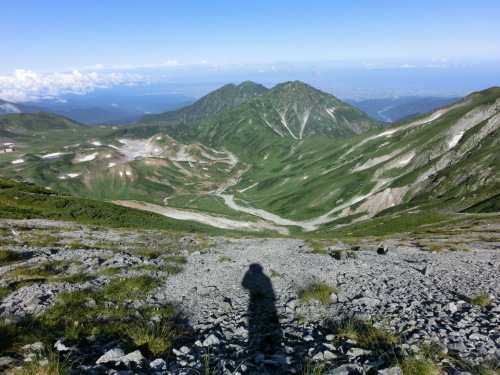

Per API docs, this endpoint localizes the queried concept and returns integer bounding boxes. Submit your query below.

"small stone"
[0,357,17,366]
[96,348,125,365]
[346,347,372,357]
[323,350,338,360]
[446,302,458,313]
[378,367,404,375]
[202,334,220,346]
[21,342,44,352]
[324,363,364,375]
[121,350,147,367]
[150,358,167,370]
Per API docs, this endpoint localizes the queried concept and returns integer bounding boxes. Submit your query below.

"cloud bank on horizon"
[0,69,144,102]
[0,58,498,103]
[1,0,499,102]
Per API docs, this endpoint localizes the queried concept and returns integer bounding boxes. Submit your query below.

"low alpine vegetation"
[0,249,23,265]
[469,294,493,306]
[329,317,398,350]
[299,282,339,304]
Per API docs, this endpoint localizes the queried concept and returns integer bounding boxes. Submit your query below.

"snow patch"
[108,145,119,149]
[156,136,162,140]
[125,171,132,176]
[77,153,97,162]
[91,141,102,146]
[448,131,464,149]
[398,154,414,165]
[238,182,259,193]
[372,129,398,139]
[424,110,443,123]
[108,163,116,168]
[119,171,124,177]
[104,154,112,158]
[325,107,336,120]
[11,159,24,164]
[42,152,64,159]
[67,173,79,178]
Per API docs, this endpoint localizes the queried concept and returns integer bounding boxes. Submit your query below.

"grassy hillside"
[0,177,258,235]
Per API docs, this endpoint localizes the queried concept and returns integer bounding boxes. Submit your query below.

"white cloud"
[0,103,20,113]
[111,60,182,70]
[0,69,144,102]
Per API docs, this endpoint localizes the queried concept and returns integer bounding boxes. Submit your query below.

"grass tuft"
[308,240,327,254]
[120,317,179,359]
[0,249,23,265]
[469,294,493,306]
[7,346,73,375]
[399,357,443,375]
[270,269,282,278]
[299,282,339,304]
[329,317,398,349]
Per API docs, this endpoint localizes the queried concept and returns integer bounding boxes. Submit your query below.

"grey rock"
[21,342,44,352]
[53,340,76,352]
[150,358,167,370]
[202,334,220,346]
[346,347,372,357]
[324,363,364,374]
[378,367,404,375]
[96,348,125,365]
[121,350,147,367]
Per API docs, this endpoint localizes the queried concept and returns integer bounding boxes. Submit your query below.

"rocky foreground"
[0,219,499,374]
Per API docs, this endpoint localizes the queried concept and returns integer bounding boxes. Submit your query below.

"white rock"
[202,334,220,346]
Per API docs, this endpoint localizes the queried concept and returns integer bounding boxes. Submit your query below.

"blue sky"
[1,0,500,101]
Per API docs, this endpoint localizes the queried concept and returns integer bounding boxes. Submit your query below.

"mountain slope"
[181,81,381,158]
[140,81,268,126]
[0,112,86,132]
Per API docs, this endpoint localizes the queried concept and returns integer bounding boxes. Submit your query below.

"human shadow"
[241,263,282,355]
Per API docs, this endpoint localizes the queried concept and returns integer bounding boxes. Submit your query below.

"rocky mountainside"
[0,219,498,374]
[140,81,268,126]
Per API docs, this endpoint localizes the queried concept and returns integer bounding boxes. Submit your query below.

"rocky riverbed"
[0,219,498,374]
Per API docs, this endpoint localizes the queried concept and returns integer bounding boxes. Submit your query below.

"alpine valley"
[0,81,498,236]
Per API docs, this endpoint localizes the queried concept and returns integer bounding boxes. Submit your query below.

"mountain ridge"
[140,81,268,126]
